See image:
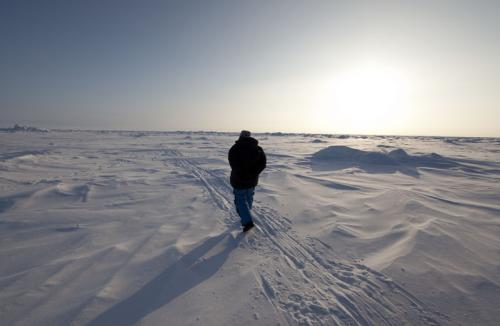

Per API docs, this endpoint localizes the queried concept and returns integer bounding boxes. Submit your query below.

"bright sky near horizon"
[1,1,499,136]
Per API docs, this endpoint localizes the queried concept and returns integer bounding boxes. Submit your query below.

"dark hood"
[235,136,258,147]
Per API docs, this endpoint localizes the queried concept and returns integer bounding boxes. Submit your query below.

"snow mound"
[310,139,327,143]
[312,146,458,168]
[0,150,50,162]
[21,183,92,209]
[313,146,396,165]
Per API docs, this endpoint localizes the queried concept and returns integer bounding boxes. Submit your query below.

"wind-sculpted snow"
[310,146,478,177]
[312,146,458,168]
[0,131,499,325]
[0,150,51,162]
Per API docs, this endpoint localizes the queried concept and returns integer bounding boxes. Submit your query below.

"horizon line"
[1,124,498,139]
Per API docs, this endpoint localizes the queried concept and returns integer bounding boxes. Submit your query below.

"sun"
[327,63,411,133]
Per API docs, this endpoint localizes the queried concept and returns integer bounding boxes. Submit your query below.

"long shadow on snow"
[89,231,243,326]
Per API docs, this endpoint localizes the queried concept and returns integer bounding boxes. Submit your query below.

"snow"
[0,130,499,325]
[312,145,460,168]
[0,124,49,133]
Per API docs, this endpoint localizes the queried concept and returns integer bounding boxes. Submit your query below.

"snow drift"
[312,145,457,168]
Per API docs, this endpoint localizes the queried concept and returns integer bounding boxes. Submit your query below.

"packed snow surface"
[0,130,499,325]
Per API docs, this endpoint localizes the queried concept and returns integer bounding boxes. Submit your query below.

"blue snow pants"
[233,187,255,225]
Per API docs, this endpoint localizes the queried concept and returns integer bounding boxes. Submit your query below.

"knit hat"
[240,130,251,138]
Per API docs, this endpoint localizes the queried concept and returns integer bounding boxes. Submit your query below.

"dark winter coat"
[228,136,266,189]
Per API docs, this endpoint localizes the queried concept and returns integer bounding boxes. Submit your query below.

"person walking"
[228,130,267,232]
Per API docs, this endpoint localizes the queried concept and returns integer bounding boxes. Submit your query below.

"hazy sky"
[1,1,499,136]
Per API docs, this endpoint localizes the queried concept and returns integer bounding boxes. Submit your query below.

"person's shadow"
[89,230,243,326]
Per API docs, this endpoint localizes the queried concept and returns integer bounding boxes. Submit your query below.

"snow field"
[0,130,499,325]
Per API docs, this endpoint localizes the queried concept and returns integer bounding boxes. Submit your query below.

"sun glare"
[327,63,411,133]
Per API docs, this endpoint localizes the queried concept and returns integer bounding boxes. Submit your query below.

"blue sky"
[1,1,499,136]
